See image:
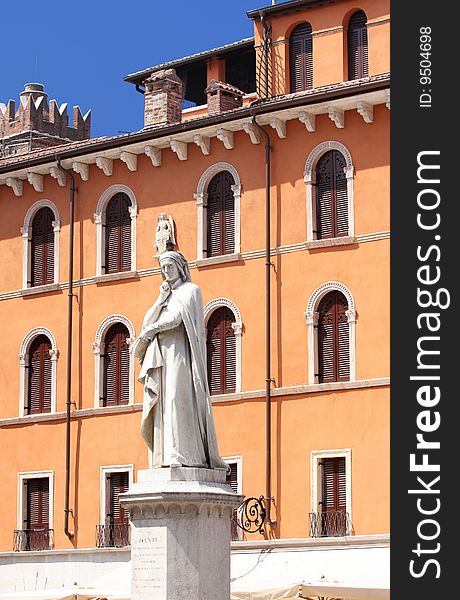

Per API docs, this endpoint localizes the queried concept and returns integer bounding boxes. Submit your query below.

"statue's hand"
[140,324,158,342]
[159,281,171,303]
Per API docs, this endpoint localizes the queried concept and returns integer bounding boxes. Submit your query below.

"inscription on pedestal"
[131,526,167,599]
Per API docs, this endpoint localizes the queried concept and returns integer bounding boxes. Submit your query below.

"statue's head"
[159,251,191,283]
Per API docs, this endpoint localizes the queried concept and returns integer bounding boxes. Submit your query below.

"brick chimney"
[205,80,244,115]
[143,69,183,128]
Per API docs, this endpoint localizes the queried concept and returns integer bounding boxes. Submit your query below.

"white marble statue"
[134,251,227,470]
[155,213,175,254]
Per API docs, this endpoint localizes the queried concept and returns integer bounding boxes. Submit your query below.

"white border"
[17,470,55,543]
[19,328,58,417]
[304,141,354,241]
[305,282,356,385]
[94,184,138,276]
[99,464,134,526]
[21,200,60,289]
[93,315,136,408]
[203,298,243,393]
[310,448,352,527]
[194,162,242,260]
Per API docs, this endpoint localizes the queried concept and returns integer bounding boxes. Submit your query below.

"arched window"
[317,291,350,383]
[316,150,348,239]
[348,10,368,80]
[290,22,313,92]
[105,193,132,274]
[31,207,54,287]
[207,307,237,395]
[102,323,130,406]
[27,334,52,414]
[207,171,235,258]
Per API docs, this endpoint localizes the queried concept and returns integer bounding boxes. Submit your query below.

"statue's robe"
[139,281,227,470]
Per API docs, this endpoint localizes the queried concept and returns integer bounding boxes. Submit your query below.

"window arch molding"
[304,141,355,241]
[21,200,60,289]
[203,298,243,393]
[19,327,58,417]
[94,184,138,276]
[92,314,136,408]
[305,282,356,384]
[194,162,242,260]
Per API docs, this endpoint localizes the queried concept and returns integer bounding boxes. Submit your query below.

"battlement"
[0,83,91,158]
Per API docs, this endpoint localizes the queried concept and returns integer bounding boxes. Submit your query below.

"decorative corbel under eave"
[50,166,67,187]
[120,151,138,172]
[170,139,188,161]
[242,122,261,144]
[216,128,234,150]
[27,172,44,192]
[193,134,211,155]
[95,156,113,176]
[356,102,374,124]
[269,116,287,138]
[386,90,390,110]
[72,161,89,181]
[6,177,23,197]
[144,145,162,167]
[298,112,316,132]
[328,107,345,129]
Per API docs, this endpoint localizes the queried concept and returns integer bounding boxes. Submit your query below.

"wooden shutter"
[207,307,236,395]
[28,335,52,414]
[26,478,49,529]
[316,150,348,239]
[207,171,235,257]
[108,472,129,525]
[103,323,130,406]
[348,11,368,80]
[318,291,350,383]
[105,193,132,274]
[289,22,313,92]
[31,207,54,287]
[321,457,346,513]
[226,463,239,493]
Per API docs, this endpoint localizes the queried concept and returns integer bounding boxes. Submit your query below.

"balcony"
[309,511,352,538]
[96,522,130,548]
[13,528,53,551]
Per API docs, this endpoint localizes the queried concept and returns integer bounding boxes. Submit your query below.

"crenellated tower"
[0,83,91,158]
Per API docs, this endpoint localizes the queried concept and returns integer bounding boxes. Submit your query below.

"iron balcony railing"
[96,522,130,548]
[13,528,53,551]
[309,511,352,538]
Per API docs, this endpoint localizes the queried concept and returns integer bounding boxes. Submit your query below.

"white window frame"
[99,464,134,526]
[203,298,243,393]
[224,455,243,540]
[304,141,355,241]
[93,315,136,408]
[17,470,54,539]
[194,162,242,260]
[310,448,352,523]
[21,200,60,289]
[305,281,356,385]
[19,328,58,417]
[94,184,138,276]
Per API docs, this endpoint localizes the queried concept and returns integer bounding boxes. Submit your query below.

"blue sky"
[1,0,270,138]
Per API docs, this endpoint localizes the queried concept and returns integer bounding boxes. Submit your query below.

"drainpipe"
[55,157,75,541]
[250,112,277,528]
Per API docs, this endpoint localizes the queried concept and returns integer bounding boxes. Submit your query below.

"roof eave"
[247,0,338,20]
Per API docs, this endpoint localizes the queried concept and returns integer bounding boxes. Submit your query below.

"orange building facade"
[0,0,390,596]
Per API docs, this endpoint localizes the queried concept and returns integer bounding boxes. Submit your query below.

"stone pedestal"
[120,467,243,600]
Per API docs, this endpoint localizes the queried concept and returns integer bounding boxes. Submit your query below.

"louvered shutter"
[26,478,49,529]
[289,23,313,92]
[316,150,348,239]
[103,323,130,406]
[318,291,350,383]
[322,457,346,513]
[31,207,54,286]
[348,11,368,80]
[105,193,132,274]
[28,335,52,414]
[226,463,239,493]
[207,307,237,395]
[207,172,235,257]
[108,472,129,525]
